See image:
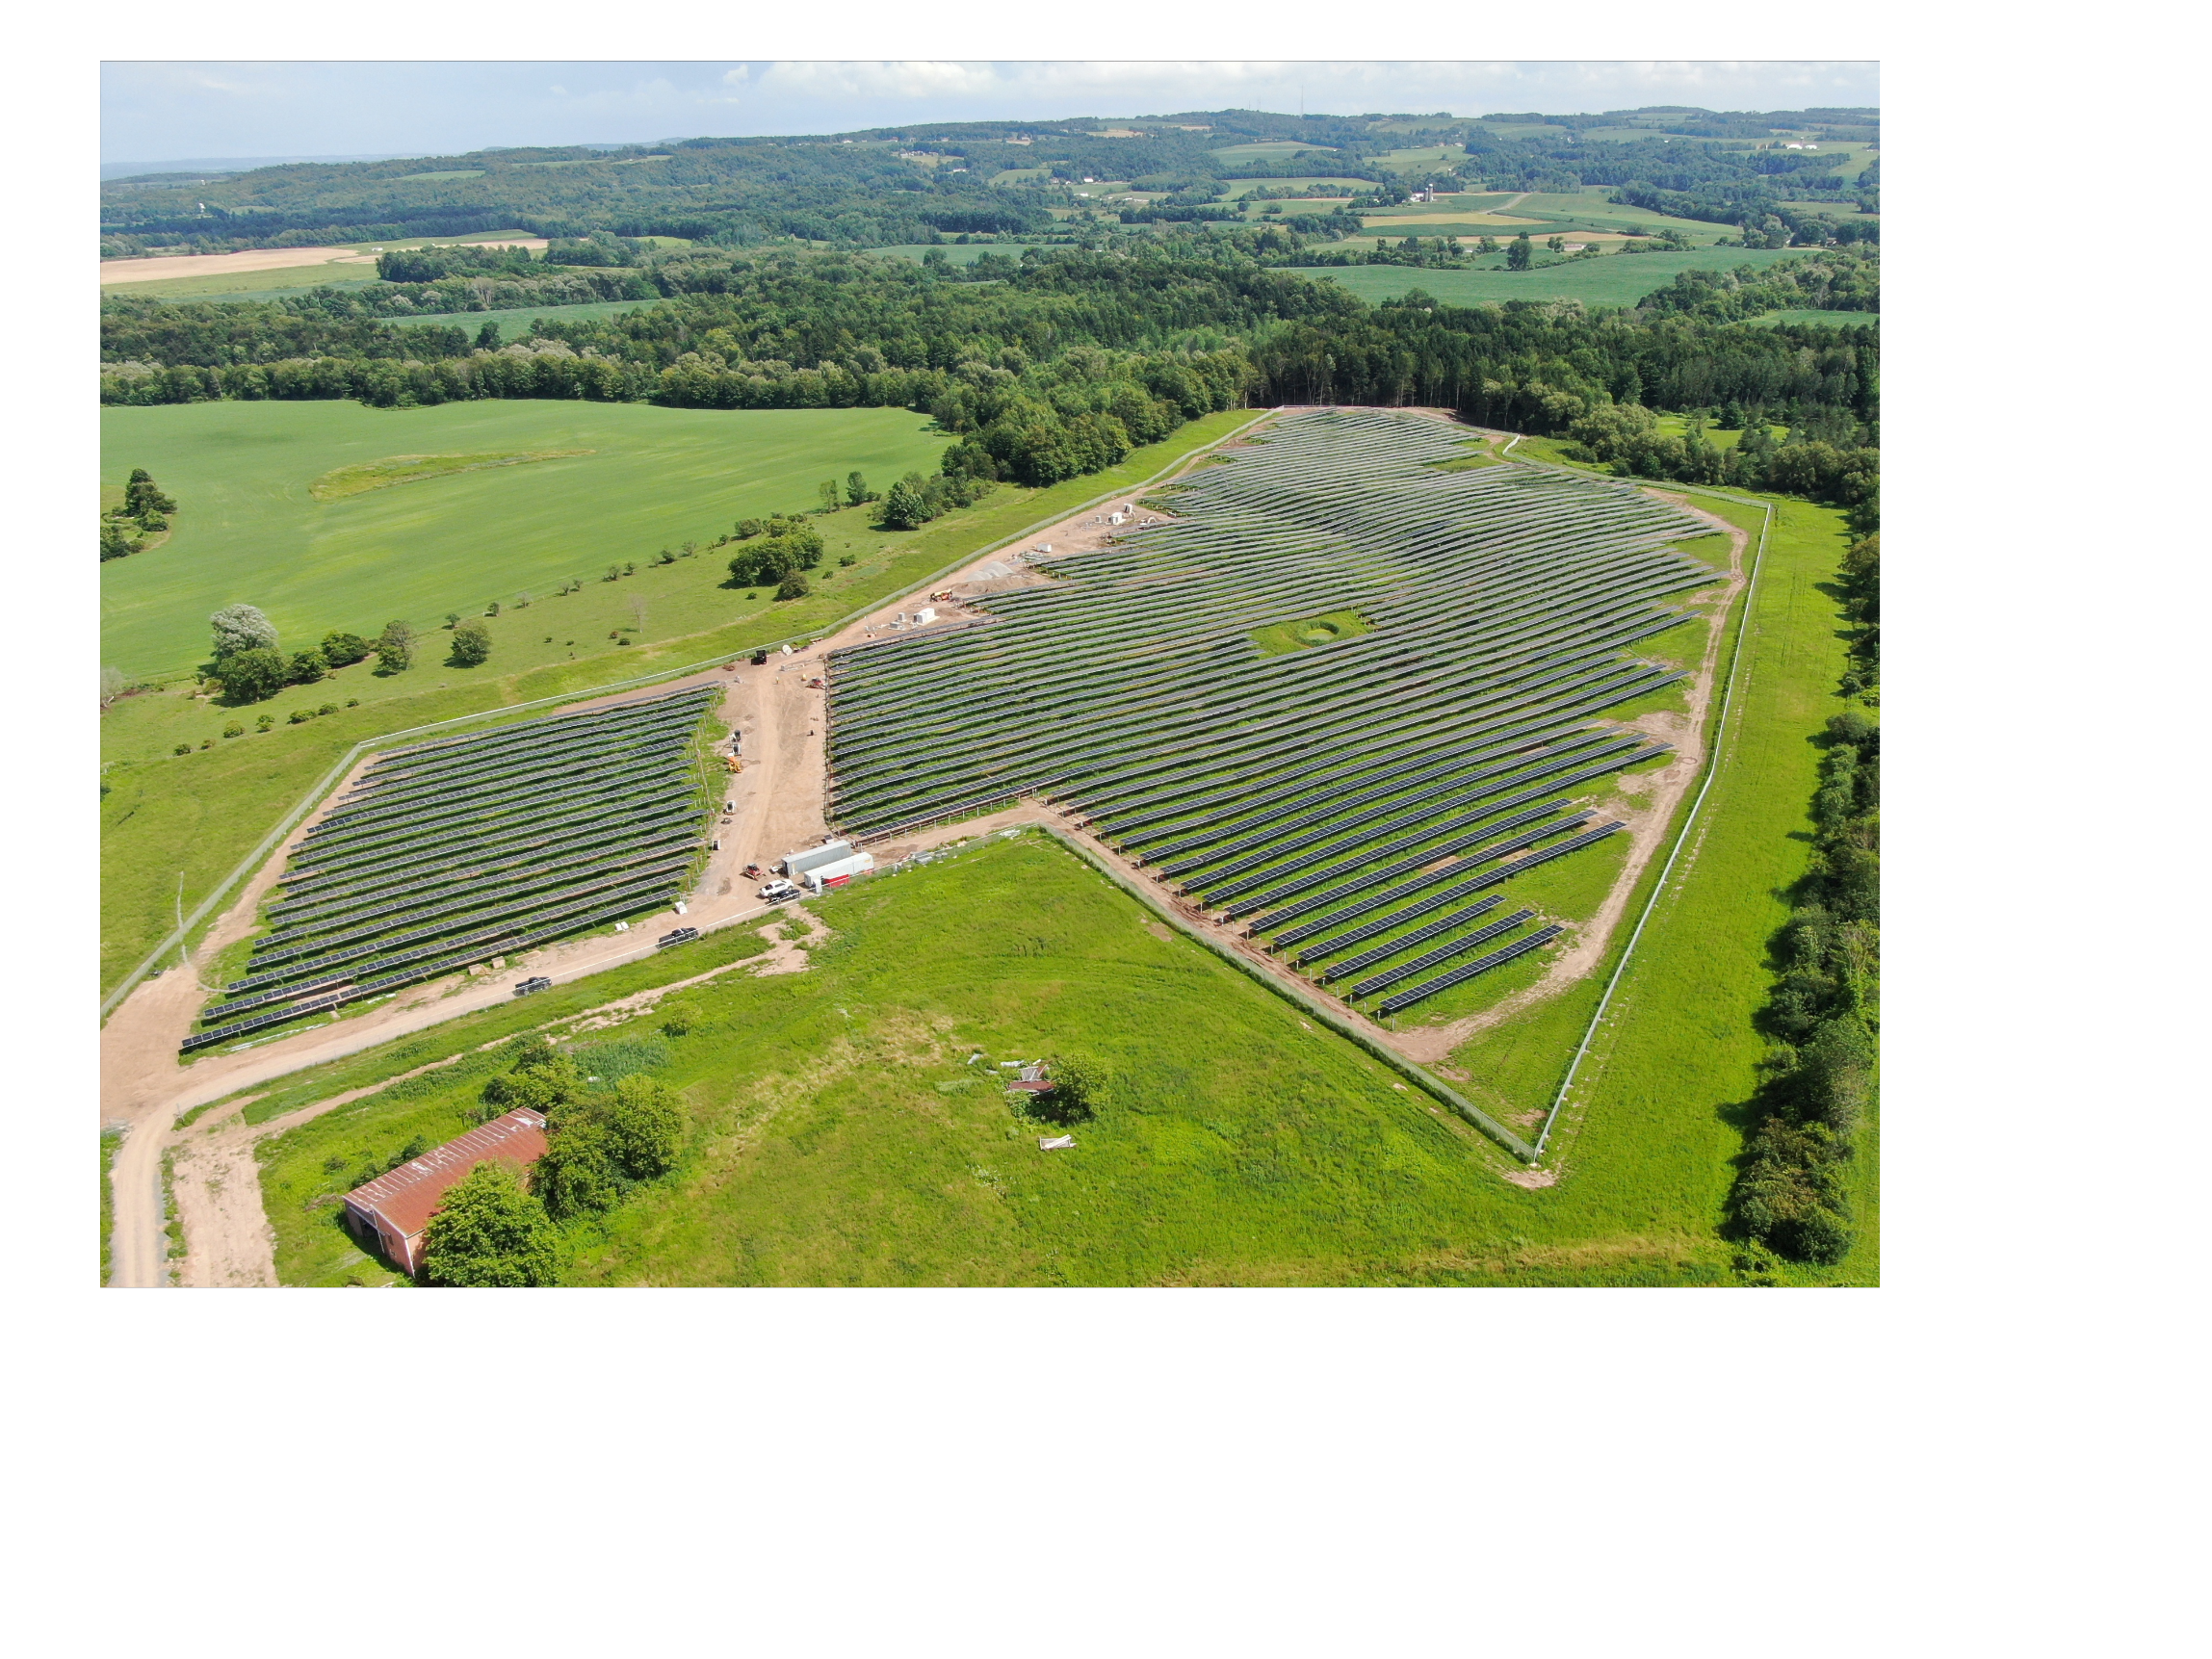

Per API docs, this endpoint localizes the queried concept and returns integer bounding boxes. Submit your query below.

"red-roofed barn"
[343,1108,550,1274]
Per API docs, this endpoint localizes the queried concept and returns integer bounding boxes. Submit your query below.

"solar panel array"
[182,687,717,1054]
[821,407,1719,1021]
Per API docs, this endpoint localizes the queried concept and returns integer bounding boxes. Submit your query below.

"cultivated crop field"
[185,687,716,1054]
[99,400,952,678]
[822,409,1719,1024]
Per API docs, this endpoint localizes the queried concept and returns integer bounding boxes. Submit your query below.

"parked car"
[512,975,554,998]
[758,878,801,903]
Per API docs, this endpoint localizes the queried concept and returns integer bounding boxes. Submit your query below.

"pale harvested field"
[100,239,547,286]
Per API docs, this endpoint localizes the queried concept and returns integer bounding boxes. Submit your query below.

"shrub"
[604,565,620,582]
[199,739,213,749]
[485,601,501,617]
[317,702,338,716]
[1026,1052,1115,1126]
[172,742,191,756]
[603,1076,684,1179]
[449,619,493,666]
[254,713,274,731]
[288,648,328,685]
[775,572,811,601]
[288,709,311,724]
[345,698,359,708]
[533,1124,621,1219]
[418,1162,558,1286]
[373,621,415,673]
[211,646,288,704]
[320,631,371,666]
[221,721,244,738]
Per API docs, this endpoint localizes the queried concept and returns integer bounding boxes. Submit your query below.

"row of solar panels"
[201,861,692,1024]
[181,880,687,1053]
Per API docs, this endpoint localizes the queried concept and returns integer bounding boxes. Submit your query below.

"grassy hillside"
[99,401,957,678]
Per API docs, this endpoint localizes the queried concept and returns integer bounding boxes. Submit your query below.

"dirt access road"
[99,240,547,285]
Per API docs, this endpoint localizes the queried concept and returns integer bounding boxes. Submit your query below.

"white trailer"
[781,840,855,878]
[800,850,876,894]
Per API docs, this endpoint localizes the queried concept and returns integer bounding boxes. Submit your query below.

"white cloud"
[101,59,1878,165]
[756,62,1010,101]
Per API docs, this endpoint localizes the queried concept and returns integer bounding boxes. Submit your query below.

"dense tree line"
[1634,250,1878,321]
[1730,597,1879,1269]
[98,245,1877,513]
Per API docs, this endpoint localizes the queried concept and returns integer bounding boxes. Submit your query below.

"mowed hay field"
[99,401,952,677]
[1289,248,1810,310]
[253,831,1726,1287]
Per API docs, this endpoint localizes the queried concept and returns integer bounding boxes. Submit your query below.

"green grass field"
[1502,192,1738,241]
[99,409,1262,996]
[1287,248,1809,310]
[1374,145,1466,170]
[100,230,539,303]
[243,829,1698,1286]
[1248,609,1374,657]
[105,265,383,303]
[1479,487,1877,1286]
[1219,178,1366,199]
[99,401,957,678]
[1208,142,1335,161]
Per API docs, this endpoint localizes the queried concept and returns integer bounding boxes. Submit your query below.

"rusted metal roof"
[343,1109,549,1242]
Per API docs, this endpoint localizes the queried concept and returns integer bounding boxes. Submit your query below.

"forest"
[100,104,1876,259]
[99,243,1878,506]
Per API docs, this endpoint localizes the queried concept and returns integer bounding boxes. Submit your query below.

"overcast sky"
[101,61,1879,167]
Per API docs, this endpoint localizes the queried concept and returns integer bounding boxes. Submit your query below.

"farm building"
[342,1109,550,1274]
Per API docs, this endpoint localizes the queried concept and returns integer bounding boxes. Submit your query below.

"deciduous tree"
[419,1162,559,1286]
